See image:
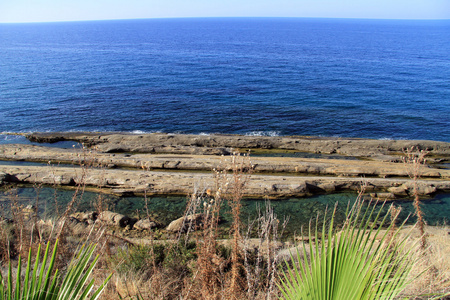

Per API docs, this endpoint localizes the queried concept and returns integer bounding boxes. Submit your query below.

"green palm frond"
[0,240,111,300]
[279,200,416,300]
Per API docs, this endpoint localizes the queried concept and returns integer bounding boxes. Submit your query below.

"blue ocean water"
[0,18,449,141]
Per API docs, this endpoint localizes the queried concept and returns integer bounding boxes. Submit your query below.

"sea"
[0,17,449,142]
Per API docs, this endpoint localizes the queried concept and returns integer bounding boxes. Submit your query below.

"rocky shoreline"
[24,131,450,157]
[1,132,449,199]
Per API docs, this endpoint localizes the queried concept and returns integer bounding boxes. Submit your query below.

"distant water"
[0,18,449,141]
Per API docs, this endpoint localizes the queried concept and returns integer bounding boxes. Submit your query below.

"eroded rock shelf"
[1,132,449,199]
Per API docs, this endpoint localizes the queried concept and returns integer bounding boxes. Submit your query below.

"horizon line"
[1,15,450,25]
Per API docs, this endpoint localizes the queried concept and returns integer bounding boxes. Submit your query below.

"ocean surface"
[0,18,449,141]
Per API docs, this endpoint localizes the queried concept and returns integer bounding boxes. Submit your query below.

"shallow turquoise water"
[1,187,449,237]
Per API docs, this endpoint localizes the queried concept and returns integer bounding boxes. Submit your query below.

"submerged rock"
[133,218,161,231]
[98,211,136,228]
[71,211,98,224]
[166,214,204,233]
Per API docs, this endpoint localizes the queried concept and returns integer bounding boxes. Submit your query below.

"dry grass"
[385,224,450,298]
[243,200,288,300]
[403,146,430,251]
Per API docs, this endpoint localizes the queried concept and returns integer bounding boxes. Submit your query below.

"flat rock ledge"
[0,165,449,199]
[0,132,448,199]
[1,144,449,178]
[25,132,450,157]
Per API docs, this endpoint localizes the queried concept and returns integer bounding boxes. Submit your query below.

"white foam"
[131,130,147,134]
[245,131,281,137]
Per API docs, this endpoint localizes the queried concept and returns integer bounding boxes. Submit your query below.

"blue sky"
[0,0,449,23]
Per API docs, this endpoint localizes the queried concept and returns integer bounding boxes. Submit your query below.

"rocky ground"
[0,132,449,199]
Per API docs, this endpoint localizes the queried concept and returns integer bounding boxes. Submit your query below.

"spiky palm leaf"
[279,200,416,300]
[0,240,111,300]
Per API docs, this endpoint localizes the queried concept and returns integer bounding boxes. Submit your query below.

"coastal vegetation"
[0,240,110,300]
[280,195,414,300]
[0,133,450,299]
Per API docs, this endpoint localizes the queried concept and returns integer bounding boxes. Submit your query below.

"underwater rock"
[166,214,204,232]
[98,211,134,227]
[134,218,161,231]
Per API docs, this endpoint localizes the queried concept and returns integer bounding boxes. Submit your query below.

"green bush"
[113,241,197,276]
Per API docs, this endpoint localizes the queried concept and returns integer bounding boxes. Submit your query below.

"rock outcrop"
[0,144,448,179]
[0,165,449,199]
[98,211,136,228]
[0,132,448,200]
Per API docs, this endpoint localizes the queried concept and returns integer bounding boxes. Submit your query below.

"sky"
[0,0,449,23]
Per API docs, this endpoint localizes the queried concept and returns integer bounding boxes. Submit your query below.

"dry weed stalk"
[4,188,41,259]
[143,189,157,271]
[402,146,429,251]
[244,200,288,300]
[226,151,252,299]
[0,212,9,262]
[91,146,111,214]
[401,146,447,292]
[196,190,224,299]
[32,182,45,243]
[385,204,402,252]
[1,183,46,261]
[186,169,228,299]
[47,160,61,218]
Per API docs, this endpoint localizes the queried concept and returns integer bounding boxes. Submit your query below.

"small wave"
[131,130,163,134]
[245,131,281,137]
[131,130,148,134]
[0,134,30,145]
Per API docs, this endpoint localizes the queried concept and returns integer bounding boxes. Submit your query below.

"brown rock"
[316,183,337,193]
[166,214,204,232]
[22,205,36,220]
[134,218,160,230]
[370,192,396,200]
[71,211,98,222]
[1,143,449,179]
[401,183,437,196]
[388,186,409,196]
[98,211,133,227]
